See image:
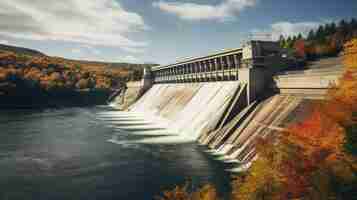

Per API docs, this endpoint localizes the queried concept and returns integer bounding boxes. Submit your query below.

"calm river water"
[0,106,233,200]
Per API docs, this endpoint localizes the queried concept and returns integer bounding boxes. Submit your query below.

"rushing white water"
[107,80,320,169]
[129,82,240,141]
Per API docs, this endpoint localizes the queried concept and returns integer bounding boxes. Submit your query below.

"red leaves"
[294,39,306,58]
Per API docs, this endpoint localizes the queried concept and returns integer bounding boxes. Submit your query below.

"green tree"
[279,35,285,47]
[339,20,349,36]
[285,36,293,49]
[350,18,357,30]
[315,25,326,43]
[297,33,303,40]
[307,30,315,41]
[292,35,298,43]
[344,121,357,156]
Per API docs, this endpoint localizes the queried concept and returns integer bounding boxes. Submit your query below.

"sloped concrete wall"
[199,94,313,167]
[130,82,241,140]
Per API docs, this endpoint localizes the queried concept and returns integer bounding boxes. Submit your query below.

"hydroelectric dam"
[114,40,343,169]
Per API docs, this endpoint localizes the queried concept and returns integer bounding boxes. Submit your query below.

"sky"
[0,0,356,65]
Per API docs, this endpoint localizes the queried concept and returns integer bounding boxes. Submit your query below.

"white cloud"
[0,0,148,52]
[269,21,321,40]
[71,48,81,54]
[152,0,256,21]
[121,46,146,54]
[118,55,140,63]
[0,40,9,45]
[81,45,101,55]
[252,21,323,40]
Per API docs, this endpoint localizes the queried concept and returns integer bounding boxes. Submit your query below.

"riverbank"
[0,89,111,109]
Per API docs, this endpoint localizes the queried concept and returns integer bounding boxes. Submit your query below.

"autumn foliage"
[0,52,126,95]
[158,39,357,200]
[233,38,357,200]
[157,184,220,200]
[281,19,357,60]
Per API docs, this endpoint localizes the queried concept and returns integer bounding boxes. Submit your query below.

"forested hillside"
[0,44,45,57]
[0,45,156,108]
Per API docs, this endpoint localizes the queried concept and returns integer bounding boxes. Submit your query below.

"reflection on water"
[0,107,233,200]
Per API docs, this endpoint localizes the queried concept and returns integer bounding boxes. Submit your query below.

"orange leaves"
[286,39,357,161]
[0,51,122,92]
[23,67,42,81]
[288,107,345,164]
[0,68,11,81]
[76,79,89,89]
[343,38,357,69]
[158,185,191,200]
[239,39,357,199]
[157,184,220,200]
[0,52,17,65]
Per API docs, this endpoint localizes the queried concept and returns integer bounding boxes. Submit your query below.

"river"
[0,106,233,200]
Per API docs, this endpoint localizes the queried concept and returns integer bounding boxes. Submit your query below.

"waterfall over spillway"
[126,81,315,166]
[113,50,342,169]
[129,82,241,141]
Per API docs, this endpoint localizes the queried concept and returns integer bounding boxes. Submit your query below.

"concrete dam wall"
[115,41,343,168]
[130,82,241,140]
[127,81,321,168]
[199,94,306,166]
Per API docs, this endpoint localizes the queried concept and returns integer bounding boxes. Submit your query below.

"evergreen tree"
[279,35,285,47]
[315,25,325,43]
[339,20,348,32]
[292,35,298,43]
[324,23,336,35]
[330,22,337,34]
[297,33,303,40]
[350,18,357,30]
[286,36,293,48]
[337,20,349,42]
[307,30,315,41]
[344,122,357,156]
[324,23,331,35]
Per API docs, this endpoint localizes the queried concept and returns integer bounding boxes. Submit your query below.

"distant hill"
[56,57,156,80]
[0,43,158,81]
[0,44,157,108]
[0,44,46,57]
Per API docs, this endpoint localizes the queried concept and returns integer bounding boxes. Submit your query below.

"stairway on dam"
[114,41,344,170]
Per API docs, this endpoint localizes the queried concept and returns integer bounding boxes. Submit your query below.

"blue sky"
[0,0,356,65]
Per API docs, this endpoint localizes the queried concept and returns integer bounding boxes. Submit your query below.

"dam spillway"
[130,82,241,141]
[115,40,343,168]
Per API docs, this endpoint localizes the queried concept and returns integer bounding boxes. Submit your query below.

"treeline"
[157,39,357,200]
[0,43,154,82]
[0,42,158,107]
[0,52,127,107]
[58,57,155,81]
[279,18,357,59]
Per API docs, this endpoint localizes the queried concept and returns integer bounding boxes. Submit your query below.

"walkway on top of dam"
[149,41,286,84]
